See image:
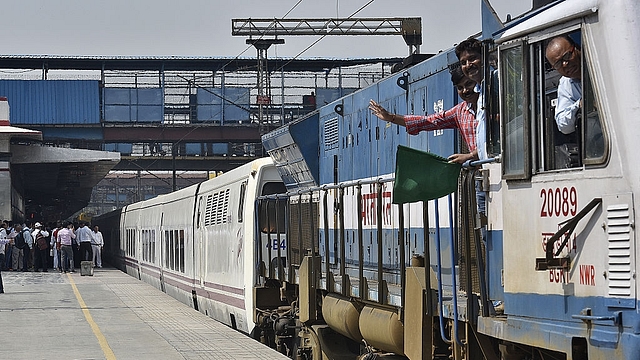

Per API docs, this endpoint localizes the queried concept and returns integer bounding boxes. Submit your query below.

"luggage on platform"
[80,261,94,276]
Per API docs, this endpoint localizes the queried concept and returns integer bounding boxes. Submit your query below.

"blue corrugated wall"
[0,80,100,124]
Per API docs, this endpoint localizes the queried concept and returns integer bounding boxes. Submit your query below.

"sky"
[1,0,532,59]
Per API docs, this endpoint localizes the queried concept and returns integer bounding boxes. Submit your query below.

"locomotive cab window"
[485,46,502,160]
[500,28,608,178]
[500,42,527,178]
[539,30,606,170]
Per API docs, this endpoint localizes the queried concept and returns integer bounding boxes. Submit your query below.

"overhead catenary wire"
[141,1,382,156]
[273,0,376,73]
[126,0,378,155]
[113,0,308,181]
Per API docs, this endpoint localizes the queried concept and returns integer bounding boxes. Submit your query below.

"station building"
[0,56,402,221]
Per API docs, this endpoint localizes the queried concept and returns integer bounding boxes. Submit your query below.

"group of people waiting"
[0,220,104,293]
[51,221,105,273]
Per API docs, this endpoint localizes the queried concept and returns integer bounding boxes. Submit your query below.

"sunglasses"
[552,46,575,70]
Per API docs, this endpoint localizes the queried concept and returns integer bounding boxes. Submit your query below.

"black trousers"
[22,247,30,271]
[34,247,49,270]
[79,242,93,261]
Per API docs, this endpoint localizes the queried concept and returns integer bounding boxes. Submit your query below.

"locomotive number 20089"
[540,187,577,218]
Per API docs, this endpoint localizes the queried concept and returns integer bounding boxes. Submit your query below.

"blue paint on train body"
[317,50,460,186]
[487,229,505,302]
[498,292,640,358]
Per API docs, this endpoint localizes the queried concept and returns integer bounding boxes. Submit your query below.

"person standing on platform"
[58,222,76,273]
[50,222,62,272]
[92,225,104,268]
[31,222,50,272]
[0,222,7,271]
[0,230,8,293]
[12,224,28,271]
[76,222,94,262]
[22,222,34,271]
[4,221,12,270]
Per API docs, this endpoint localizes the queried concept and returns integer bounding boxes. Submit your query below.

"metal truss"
[232,17,422,47]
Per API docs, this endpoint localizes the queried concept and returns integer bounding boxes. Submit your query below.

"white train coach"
[100,158,286,335]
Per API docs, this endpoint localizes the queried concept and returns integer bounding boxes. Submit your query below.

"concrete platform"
[0,268,289,360]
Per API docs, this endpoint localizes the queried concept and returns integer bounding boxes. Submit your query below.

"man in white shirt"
[546,35,582,135]
[0,222,7,271]
[3,221,11,270]
[50,223,62,271]
[0,222,8,292]
[75,222,95,262]
[91,225,104,268]
[31,222,50,272]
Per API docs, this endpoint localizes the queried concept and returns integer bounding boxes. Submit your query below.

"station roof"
[11,144,120,221]
[0,125,42,140]
[0,55,403,72]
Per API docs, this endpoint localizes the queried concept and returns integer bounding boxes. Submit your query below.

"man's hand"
[369,100,394,123]
[448,152,476,164]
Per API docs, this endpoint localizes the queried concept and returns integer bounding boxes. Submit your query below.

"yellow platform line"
[68,273,117,360]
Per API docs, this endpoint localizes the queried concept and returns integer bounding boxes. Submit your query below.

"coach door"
[195,195,205,288]
[159,213,165,292]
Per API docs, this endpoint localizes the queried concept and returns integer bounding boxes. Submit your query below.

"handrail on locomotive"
[255,156,499,351]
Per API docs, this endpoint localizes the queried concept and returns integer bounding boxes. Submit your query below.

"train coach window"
[262,182,286,196]
[146,229,156,264]
[178,230,185,273]
[164,230,171,269]
[143,229,154,263]
[238,181,247,223]
[142,230,148,262]
[126,228,137,257]
[151,230,156,264]
[170,230,174,270]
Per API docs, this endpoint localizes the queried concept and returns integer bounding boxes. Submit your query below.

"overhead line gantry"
[232,18,422,54]
[232,17,422,134]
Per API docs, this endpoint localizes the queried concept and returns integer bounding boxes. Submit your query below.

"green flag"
[393,145,461,204]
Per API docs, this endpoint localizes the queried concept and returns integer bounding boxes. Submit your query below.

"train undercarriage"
[253,264,571,360]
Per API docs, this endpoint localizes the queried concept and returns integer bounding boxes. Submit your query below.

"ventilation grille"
[458,170,483,294]
[204,189,230,226]
[324,117,339,151]
[607,203,632,296]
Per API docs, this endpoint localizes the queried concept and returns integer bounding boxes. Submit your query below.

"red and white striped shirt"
[403,101,477,151]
